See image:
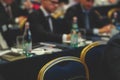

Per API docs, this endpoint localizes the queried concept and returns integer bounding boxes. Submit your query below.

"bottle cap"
[72,16,78,29]
[25,22,30,26]
[25,22,30,29]
[73,16,77,23]
[113,12,118,18]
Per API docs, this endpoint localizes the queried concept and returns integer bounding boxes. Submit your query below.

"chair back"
[38,56,87,80]
[80,41,106,80]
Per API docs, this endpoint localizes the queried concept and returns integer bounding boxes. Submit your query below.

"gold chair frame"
[108,8,120,19]
[38,56,85,80]
[80,41,106,80]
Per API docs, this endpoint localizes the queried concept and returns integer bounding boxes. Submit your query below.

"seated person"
[0,0,28,47]
[28,0,70,44]
[103,8,120,80]
[103,32,120,80]
[64,0,112,37]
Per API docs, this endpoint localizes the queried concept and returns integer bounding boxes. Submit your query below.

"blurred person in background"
[21,0,41,13]
[0,0,28,48]
[28,0,70,44]
[51,0,69,19]
[64,0,112,39]
[108,0,118,4]
[94,0,118,6]
[115,0,120,7]
[68,0,80,6]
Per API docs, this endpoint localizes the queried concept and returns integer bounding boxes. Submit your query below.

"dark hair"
[86,0,94,2]
[59,0,69,4]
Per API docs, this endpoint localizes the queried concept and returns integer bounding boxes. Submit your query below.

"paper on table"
[40,42,56,47]
[32,46,62,55]
[0,50,12,56]
[31,48,46,55]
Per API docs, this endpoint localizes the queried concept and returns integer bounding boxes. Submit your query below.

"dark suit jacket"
[103,32,120,80]
[0,1,28,47]
[64,4,110,35]
[0,2,28,26]
[28,9,67,44]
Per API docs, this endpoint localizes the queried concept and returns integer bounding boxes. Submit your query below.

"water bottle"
[112,12,118,25]
[23,22,32,57]
[110,11,120,37]
[70,16,79,48]
[113,12,120,30]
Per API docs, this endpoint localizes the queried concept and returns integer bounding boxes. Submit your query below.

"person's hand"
[99,24,114,34]
[23,0,33,10]
[66,34,71,41]
[15,16,27,28]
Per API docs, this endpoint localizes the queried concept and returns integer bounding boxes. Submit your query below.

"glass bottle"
[70,16,79,48]
[110,11,120,37]
[112,12,120,30]
[112,12,118,25]
[23,22,32,57]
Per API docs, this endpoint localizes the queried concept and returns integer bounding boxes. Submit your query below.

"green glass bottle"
[70,16,79,48]
[23,22,32,57]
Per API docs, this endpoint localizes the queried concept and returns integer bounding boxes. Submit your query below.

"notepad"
[0,52,26,61]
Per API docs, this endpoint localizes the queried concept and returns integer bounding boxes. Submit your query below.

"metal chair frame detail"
[38,56,85,80]
[80,41,105,80]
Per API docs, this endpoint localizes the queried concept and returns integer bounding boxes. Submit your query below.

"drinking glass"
[16,36,24,49]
